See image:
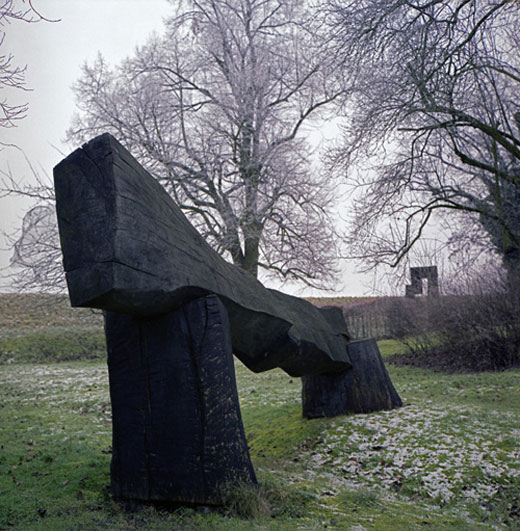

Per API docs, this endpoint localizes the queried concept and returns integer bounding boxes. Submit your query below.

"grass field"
[1,296,520,529]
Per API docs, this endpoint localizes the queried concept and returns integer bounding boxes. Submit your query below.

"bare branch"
[12,0,342,291]
[326,0,520,278]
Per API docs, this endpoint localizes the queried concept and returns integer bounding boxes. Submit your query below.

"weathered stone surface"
[106,295,256,505]
[301,338,403,418]
[53,133,350,377]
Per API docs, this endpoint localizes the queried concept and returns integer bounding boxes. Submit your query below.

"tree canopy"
[326,0,520,279]
[68,0,344,286]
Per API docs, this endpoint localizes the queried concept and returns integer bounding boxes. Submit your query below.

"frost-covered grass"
[1,348,520,529]
[238,360,520,529]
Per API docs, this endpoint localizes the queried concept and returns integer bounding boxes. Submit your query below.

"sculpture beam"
[54,133,351,377]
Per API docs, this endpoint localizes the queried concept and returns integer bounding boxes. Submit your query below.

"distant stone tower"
[405,266,439,297]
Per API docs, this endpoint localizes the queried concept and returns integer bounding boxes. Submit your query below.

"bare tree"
[67,0,344,286]
[0,1,61,291]
[0,0,58,135]
[1,163,64,292]
[326,0,520,282]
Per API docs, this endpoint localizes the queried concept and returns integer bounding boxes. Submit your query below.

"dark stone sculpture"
[405,266,439,297]
[53,133,401,506]
[302,339,402,418]
[106,295,255,505]
[54,133,350,377]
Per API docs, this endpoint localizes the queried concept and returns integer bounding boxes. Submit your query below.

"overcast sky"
[0,0,373,297]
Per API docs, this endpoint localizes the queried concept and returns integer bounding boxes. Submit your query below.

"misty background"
[0,0,374,297]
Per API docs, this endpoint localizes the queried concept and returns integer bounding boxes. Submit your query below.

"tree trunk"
[242,230,260,277]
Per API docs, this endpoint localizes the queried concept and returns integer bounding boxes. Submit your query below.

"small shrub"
[220,481,270,519]
[337,487,379,509]
[429,292,520,371]
[383,275,520,371]
[220,478,312,520]
[260,478,314,518]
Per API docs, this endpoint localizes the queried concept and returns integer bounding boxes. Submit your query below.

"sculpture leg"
[105,294,256,506]
[301,338,402,418]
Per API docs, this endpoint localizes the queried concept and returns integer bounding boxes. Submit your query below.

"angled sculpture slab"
[54,133,350,377]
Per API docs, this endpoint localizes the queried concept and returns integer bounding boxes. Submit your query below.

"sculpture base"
[105,295,256,506]
[302,338,402,418]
